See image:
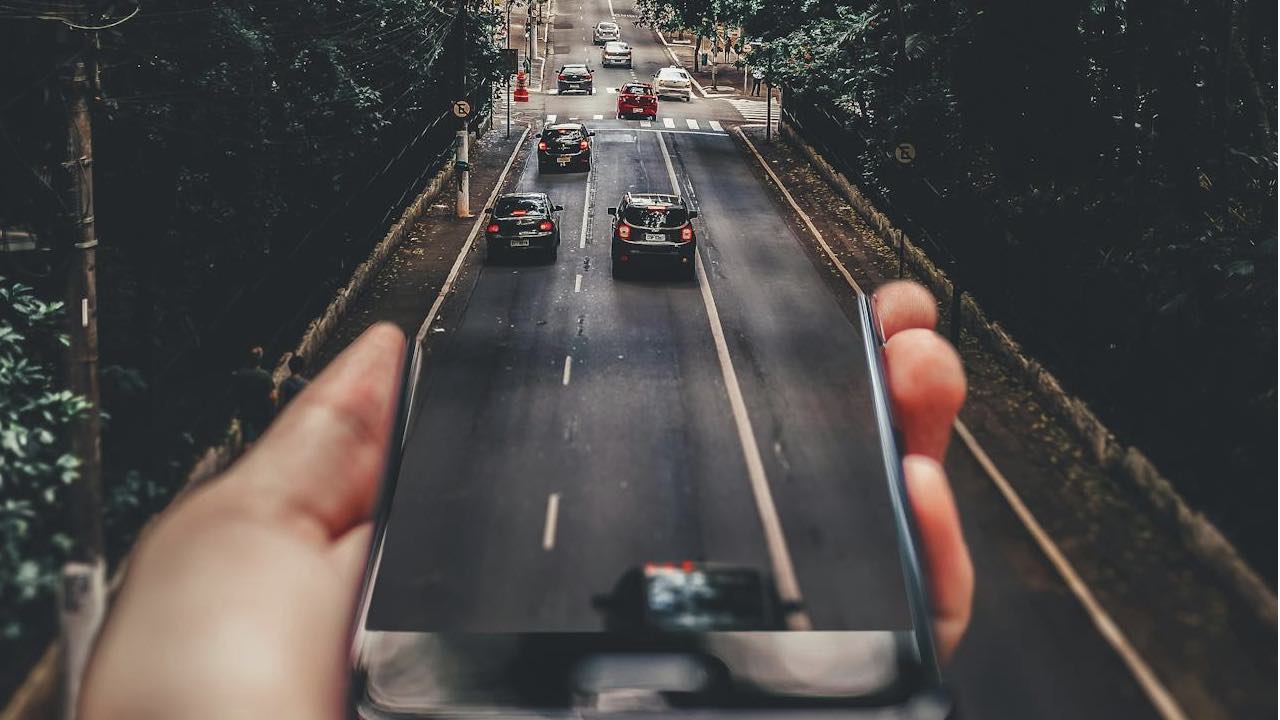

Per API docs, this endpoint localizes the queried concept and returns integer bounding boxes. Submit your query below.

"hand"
[81,281,972,719]
[874,280,973,662]
[81,323,407,720]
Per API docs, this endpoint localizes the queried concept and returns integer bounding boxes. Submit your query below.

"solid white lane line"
[542,493,561,550]
[686,118,699,130]
[578,168,592,249]
[574,273,583,293]
[663,117,675,128]
[655,131,811,631]
[734,126,1189,720]
[593,114,604,120]
[562,355,573,385]
[607,0,615,17]
[708,120,723,132]
[546,113,557,122]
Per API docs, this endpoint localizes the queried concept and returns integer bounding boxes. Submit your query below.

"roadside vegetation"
[0,0,502,695]
[636,0,1277,576]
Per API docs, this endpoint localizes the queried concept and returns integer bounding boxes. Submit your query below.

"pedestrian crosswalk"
[544,114,730,134]
[725,97,779,124]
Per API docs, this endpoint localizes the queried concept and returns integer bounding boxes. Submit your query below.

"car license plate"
[557,156,572,166]
[509,238,530,247]
[645,233,666,243]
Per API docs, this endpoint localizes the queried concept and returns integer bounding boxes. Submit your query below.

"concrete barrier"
[778,120,1277,630]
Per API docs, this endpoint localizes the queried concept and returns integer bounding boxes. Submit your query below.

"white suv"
[654,66,693,102]
[602,41,632,68]
[593,21,620,45]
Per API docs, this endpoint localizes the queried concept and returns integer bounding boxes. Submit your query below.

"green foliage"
[0,278,87,639]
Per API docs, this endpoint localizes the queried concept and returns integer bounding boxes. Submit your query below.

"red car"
[616,82,658,119]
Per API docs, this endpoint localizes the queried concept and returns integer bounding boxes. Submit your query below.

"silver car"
[601,41,632,68]
[593,21,620,45]
[654,66,693,101]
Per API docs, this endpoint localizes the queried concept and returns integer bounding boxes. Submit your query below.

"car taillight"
[680,225,693,241]
[579,140,589,150]
[486,223,500,233]
[617,223,631,239]
[558,74,566,80]
[538,141,547,150]
[538,220,553,231]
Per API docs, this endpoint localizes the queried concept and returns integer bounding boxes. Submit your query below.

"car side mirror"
[688,210,698,218]
[607,207,617,215]
[588,131,596,136]
[483,207,492,214]
[554,204,564,211]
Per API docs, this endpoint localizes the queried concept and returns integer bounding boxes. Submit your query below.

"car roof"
[621,82,653,91]
[657,66,688,75]
[562,63,590,70]
[498,192,548,200]
[604,41,629,49]
[545,122,587,130]
[625,192,685,207]
[597,20,618,27]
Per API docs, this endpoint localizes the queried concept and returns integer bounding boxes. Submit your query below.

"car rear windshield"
[494,197,545,217]
[544,127,585,142]
[563,66,590,75]
[621,84,651,94]
[623,204,688,229]
[598,23,618,30]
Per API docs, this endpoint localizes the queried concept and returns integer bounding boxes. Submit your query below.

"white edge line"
[574,273,583,292]
[655,130,811,631]
[578,167,592,249]
[562,354,573,385]
[542,492,561,550]
[734,126,1190,720]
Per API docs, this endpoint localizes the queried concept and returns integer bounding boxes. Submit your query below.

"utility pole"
[455,0,471,217]
[56,16,106,720]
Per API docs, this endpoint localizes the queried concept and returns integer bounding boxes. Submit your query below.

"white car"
[601,41,632,68]
[593,21,620,45]
[654,66,693,101]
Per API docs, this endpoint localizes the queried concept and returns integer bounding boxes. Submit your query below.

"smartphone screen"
[351,292,947,718]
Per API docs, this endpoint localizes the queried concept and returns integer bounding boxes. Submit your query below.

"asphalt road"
[364,1,1172,717]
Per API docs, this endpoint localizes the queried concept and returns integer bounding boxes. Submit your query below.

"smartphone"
[349,291,952,718]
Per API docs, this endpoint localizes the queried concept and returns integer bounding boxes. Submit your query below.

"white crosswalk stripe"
[593,114,604,120]
[708,120,723,132]
[663,117,675,128]
[606,87,618,94]
[685,118,700,130]
[546,89,558,95]
[640,121,652,127]
[725,97,778,123]
[546,114,557,122]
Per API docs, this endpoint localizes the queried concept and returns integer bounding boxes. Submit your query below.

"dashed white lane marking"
[654,130,811,631]
[574,273,583,293]
[562,355,573,386]
[546,114,557,122]
[734,125,1191,720]
[569,116,580,120]
[708,120,723,132]
[593,114,604,120]
[606,87,618,94]
[542,493,561,550]
[685,118,699,130]
[662,117,675,128]
[640,120,652,128]
[546,88,559,95]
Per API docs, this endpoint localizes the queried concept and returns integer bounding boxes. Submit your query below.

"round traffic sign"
[451,100,473,118]
[894,142,916,165]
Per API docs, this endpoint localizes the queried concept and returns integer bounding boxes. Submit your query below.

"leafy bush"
[0,278,87,639]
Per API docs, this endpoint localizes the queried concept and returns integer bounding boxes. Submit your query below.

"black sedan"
[484,193,563,262]
[608,192,698,278]
[537,123,594,173]
[556,63,594,94]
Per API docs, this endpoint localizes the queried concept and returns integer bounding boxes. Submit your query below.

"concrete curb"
[0,146,460,720]
[777,120,1277,630]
